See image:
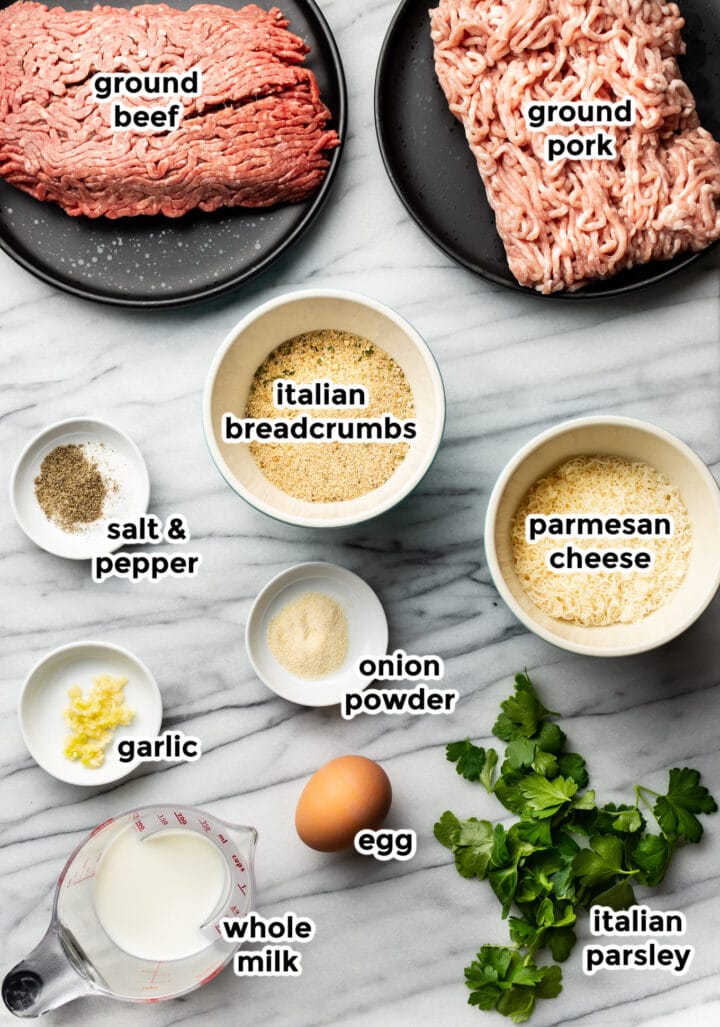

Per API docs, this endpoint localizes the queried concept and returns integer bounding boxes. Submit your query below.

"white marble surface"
[1,1,719,1026]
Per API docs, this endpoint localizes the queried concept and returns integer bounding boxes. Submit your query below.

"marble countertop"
[1,2,719,1026]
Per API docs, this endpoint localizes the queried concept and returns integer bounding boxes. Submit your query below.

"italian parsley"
[446,739,490,782]
[435,671,717,1022]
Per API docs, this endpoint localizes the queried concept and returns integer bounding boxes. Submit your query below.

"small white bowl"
[246,562,388,706]
[19,641,163,786]
[203,289,446,528]
[10,417,150,560]
[484,416,720,657]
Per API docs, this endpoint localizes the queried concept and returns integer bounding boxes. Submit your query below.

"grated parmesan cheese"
[510,456,691,626]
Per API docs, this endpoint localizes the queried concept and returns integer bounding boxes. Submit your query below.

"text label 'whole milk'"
[221,912,316,978]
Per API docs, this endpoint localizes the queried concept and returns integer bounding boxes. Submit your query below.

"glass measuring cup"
[2,804,257,1017]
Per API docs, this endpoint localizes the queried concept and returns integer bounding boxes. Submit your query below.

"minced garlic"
[63,674,134,768]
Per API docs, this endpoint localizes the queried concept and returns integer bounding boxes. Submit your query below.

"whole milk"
[94,826,228,961]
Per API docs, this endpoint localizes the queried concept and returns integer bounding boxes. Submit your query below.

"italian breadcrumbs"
[245,330,415,502]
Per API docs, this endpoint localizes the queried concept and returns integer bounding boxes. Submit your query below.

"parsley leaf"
[504,737,538,770]
[571,802,643,838]
[447,739,489,782]
[573,835,625,883]
[557,753,588,789]
[572,836,633,899]
[535,897,555,928]
[572,789,596,812]
[653,768,718,843]
[518,775,578,819]
[611,808,643,833]
[493,672,555,742]
[508,917,539,949]
[509,909,576,963]
[547,833,581,901]
[465,946,562,1023]
[494,773,527,816]
[497,989,536,1024]
[628,833,672,887]
[547,926,576,962]
[491,823,510,866]
[534,721,566,754]
[510,820,553,849]
[490,864,520,917]
[589,879,636,910]
[532,750,559,778]
[434,816,516,883]
[433,810,460,849]
[502,741,559,780]
[454,819,496,880]
[514,866,549,905]
[589,803,645,835]
[533,964,562,999]
[480,748,499,793]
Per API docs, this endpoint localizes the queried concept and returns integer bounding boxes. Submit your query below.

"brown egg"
[295,755,392,852]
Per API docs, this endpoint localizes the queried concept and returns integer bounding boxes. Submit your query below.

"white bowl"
[484,416,720,657]
[19,642,163,786]
[10,417,150,560]
[246,562,388,706]
[203,289,445,528]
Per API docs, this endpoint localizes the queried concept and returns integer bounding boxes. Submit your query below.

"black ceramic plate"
[0,0,346,307]
[375,0,720,298]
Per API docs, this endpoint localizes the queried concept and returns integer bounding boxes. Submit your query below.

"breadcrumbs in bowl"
[246,329,415,503]
[203,290,445,528]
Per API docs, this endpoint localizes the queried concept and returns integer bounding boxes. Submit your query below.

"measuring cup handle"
[3,925,90,1018]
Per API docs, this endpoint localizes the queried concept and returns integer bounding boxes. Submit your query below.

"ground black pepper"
[34,444,109,532]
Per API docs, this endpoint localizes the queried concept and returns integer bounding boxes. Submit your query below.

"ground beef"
[0,2,340,218]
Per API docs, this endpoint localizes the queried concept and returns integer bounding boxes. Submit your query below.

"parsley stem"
[636,784,662,799]
[635,785,662,826]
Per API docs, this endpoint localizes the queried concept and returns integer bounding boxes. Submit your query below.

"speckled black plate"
[375,0,720,298]
[0,0,346,307]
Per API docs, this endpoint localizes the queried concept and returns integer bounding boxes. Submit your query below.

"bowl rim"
[9,416,151,561]
[245,560,389,706]
[18,640,163,786]
[202,287,446,528]
[483,415,720,657]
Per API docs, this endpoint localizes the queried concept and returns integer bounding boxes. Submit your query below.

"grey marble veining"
[1,1,719,1026]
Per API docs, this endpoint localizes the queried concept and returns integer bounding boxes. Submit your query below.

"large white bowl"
[203,289,445,528]
[484,416,720,657]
